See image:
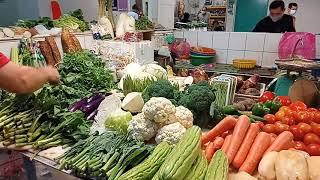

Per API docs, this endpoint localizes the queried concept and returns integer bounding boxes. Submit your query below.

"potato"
[258,151,278,180]
[229,171,257,180]
[275,150,308,180]
[307,156,320,180]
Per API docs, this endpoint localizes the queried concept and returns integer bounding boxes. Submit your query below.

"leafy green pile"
[36,51,115,113]
[15,17,54,29]
[53,15,88,32]
[0,51,114,149]
[15,9,89,31]
[135,16,154,30]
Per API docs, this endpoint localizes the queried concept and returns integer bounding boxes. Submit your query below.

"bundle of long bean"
[57,131,154,179]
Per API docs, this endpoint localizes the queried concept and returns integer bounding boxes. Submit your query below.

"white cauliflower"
[127,113,158,141]
[174,106,194,128]
[155,122,186,145]
[142,97,176,123]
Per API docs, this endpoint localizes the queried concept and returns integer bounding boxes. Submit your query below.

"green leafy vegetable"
[178,81,216,128]
[53,15,88,32]
[142,80,180,104]
[105,110,132,134]
[135,16,154,30]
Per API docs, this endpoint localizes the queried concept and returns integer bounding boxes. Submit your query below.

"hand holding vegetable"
[41,66,60,85]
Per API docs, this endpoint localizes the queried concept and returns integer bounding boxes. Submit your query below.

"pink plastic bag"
[278,32,316,60]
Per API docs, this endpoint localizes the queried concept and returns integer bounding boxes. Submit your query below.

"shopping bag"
[278,32,316,60]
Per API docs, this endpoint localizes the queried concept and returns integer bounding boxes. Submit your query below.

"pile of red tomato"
[260,101,320,155]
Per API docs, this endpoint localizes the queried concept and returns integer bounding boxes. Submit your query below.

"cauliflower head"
[127,113,158,141]
[142,97,176,123]
[174,106,194,128]
[155,122,186,145]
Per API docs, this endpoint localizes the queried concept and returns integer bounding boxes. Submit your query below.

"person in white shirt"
[127,4,139,20]
[197,7,209,23]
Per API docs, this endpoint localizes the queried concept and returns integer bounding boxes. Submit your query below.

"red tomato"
[311,123,320,136]
[256,122,264,129]
[294,141,307,151]
[275,111,286,121]
[294,111,309,123]
[306,144,320,156]
[281,116,295,126]
[307,108,318,112]
[289,101,307,111]
[275,123,290,134]
[313,112,320,124]
[274,96,291,106]
[290,125,305,141]
[298,123,312,134]
[262,124,277,134]
[259,91,275,103]
[308,112,315,123]
[304,133,320,145]
[279,106,294,117]
[264,114,277,124]
[279,106,290,112]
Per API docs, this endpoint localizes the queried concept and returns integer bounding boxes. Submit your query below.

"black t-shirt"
[253,14,296,33]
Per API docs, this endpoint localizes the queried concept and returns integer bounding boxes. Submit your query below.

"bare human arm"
[0,61,60,94]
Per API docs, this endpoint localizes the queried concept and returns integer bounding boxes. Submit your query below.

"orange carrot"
[239,132,271,174]
[205,142,215,161]
[232,123,260,169]
[264,131,294,155]
[221,134,232,154]
[213,137,224,149]
[226,115,251,164]
[201,116,237,145]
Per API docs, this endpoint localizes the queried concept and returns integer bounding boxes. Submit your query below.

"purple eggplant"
[69,98,88,112]
[87,109,98,121]
[87,93,104,104]
[82,96,105,117]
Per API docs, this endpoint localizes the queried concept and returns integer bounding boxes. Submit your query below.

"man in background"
[180,12,191,23]
[197,7,209,23]
[128,4,139,20]
[287,2,298,29]
[253,0,295,33]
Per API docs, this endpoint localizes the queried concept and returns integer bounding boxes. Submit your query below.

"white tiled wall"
[174,30,288,67]
[316,35,320,59]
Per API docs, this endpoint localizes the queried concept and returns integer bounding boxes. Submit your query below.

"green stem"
[102,151,120,173]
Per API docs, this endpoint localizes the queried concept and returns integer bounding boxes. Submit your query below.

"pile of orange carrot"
[201,115,294,175]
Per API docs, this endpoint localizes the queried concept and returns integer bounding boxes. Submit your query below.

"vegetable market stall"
[0,10,319,180]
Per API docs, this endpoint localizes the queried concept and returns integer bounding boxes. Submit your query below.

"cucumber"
[205,149,228,180]
[119,142,172,180]
[157,126,201,180]
[184,151,208,180]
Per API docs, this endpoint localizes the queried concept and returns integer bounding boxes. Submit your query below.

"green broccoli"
[142,80,180,105]
[178,81,216,128]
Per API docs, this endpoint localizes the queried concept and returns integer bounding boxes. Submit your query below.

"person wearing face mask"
[253,0,295,33]
[287,3,298,29]
[197,7,209,23]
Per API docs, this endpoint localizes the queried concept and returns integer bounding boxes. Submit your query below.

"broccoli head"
[178,81,215,128]
[142,80,180,105]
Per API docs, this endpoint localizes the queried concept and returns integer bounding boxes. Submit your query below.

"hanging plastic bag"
[278,32,316,60]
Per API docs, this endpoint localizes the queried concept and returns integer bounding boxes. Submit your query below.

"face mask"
[270,15,283,22]
[290,9,297,15]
